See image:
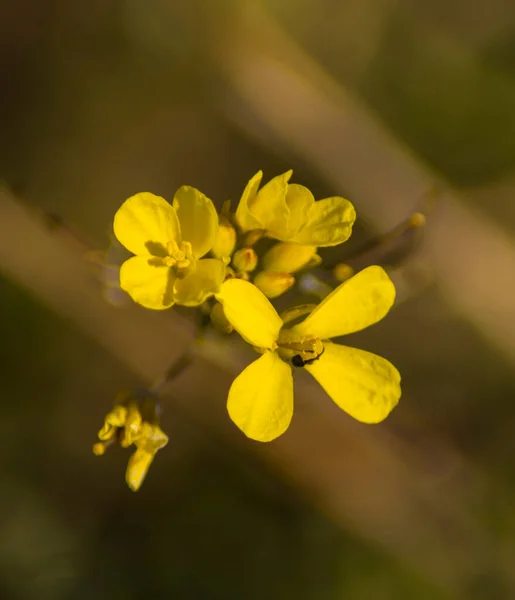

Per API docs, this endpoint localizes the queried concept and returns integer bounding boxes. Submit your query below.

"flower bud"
[254,271,295,298]
[210,301,234,334]
[232,247,258,273]
[212,215,237,259]
[333,263,354,282]
[409,212,426,228]
[303,253,322,270]
[262,243,317,274]
[242,229,265,247]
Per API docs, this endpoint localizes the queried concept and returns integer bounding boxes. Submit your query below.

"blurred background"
[1,0,515,598]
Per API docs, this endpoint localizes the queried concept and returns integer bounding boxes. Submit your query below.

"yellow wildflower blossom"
[235,171,356,247]
[114,189,225,309]
[93,390,168,491]
[216,266,401,441]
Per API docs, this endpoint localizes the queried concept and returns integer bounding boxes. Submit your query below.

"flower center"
[163,240,195,275]
[276,329,324,367]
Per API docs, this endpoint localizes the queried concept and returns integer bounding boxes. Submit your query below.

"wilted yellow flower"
[93,390,168,491]
[235,171,356,246]
[114,189,225,309]
[216,266,401,441]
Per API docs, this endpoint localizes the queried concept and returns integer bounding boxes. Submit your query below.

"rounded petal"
[216,279,282,348]
[114,192,180,256]
[305,342,401,423]
[173,258,226,306]
[126,448,155,492]
[235,171,264,232]
[250,170,292,237]
[119,256,175,310]
[293,266,395,339]
[172,186,218,258]
[285,184,315,235]
[262,242,317,273]
[227,351,294,441]
[288,196,355,246]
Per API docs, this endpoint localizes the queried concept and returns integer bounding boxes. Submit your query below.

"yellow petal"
[227,351,294,441]
[262,242,317,273]
[119,256,175,310]
[104,405,128,428]
[135,423,169,454]
[172,186,218,258]
[97,423,115,442]
[216,279,282,348]
[125,448,155,492]
[249,170,292,236]
[114,192,181,256]
[173,258,226,306]
[293,266,395,339]
[235,171,264,232]
[285,184,315,235]
[288,196,355,246]
[123,402,143,446]
[305,342,400,423]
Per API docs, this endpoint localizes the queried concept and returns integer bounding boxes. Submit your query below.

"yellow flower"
[216,266,401,441]
[93,390,168,491]
[235,171,356,246]
[114,189,225,309]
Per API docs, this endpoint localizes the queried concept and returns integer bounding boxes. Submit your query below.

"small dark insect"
[291,355,305,367]
[291,349,324,368]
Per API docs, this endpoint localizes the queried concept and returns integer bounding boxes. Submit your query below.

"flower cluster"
[95,170,402,489]
[93,389,168,491]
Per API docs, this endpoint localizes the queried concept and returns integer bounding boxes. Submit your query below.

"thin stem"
[323,187,439,272]
[149,351,194,395]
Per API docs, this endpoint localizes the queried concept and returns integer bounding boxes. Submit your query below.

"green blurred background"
[1,0,515,598]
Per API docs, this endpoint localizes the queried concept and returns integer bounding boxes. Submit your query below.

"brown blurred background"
[1,0,515,598]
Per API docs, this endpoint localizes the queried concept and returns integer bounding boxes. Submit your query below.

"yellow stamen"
[166,240,192,268]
